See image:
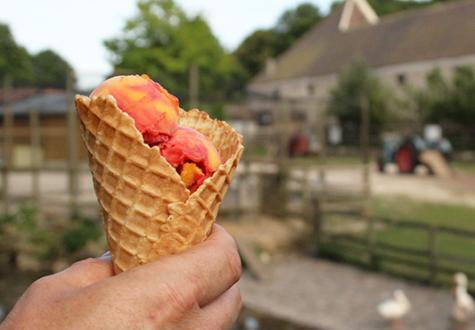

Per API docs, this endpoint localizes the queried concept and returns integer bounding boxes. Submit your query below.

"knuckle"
[235,289,243,310]
[185,269,205,301]
[71,257,96,269]
[160,282,197,316]
[28,275,54,295]
[219,229,237,249]
[224,244,242,283]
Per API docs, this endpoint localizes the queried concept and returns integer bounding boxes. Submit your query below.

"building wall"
[0,114,88,165]
[248,54,475,127]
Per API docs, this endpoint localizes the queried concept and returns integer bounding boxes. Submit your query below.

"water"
[234,308,318,330]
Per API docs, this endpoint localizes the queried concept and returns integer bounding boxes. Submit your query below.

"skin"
[0,225,242,330]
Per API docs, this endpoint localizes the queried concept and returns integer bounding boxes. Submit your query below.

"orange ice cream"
[91,75,179,144]
[160,127,221,192]
[91,75,221,192]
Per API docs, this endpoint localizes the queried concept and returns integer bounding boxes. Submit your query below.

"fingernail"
[99,251,112,260]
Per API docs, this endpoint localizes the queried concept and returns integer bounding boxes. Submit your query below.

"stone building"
[247,0,475,129]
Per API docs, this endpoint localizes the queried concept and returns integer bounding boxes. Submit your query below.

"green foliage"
[234,29,280,80]
[0,22,75,88]
[62,217,102,253]
[31,50,74,89]
[367,0,429,16]
[235,3,321,79]
[327,61,393,140]
[0,205,103,269]
[331,0,459,16]
[0,204,43,265]
[0,24,34,86]
[105,0,243,103]
[273,3,322,55]
[415,66,475,127]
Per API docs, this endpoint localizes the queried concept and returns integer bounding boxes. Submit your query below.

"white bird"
[452,272,475,323]
[377,289,411,329]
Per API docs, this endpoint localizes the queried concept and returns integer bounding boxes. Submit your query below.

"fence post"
[232,160,246,220]
[311,194,323,256]
[428,225,438,284]
[361,95,374,264]
[316,98,327,193]
[66,70,78,217]
[2,76,13,214]
[30,108,41,207]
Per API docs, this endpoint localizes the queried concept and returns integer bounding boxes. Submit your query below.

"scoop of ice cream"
[91,75,179,144]
[159,127,221,192]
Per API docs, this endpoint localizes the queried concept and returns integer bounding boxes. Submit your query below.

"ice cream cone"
[75,95,244,273]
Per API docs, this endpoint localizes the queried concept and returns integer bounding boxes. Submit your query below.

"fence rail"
[316,209,475,287]
[1,72,474,289]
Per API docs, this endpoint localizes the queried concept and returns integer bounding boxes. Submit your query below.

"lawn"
[372,196,475,229]
[453,160,475,174]
[321,196,475,288]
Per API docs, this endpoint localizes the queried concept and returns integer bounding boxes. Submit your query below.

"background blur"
[1,0,475,329]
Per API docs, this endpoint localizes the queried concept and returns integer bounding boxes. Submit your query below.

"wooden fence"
[309,205,475,290]
[229,160,475,290]
[0,77,93,217]
[2,77,475,289]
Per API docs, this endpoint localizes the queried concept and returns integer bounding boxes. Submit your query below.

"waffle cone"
[75,95,244,273]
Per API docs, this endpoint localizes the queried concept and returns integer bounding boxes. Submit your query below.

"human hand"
[0,225,242,330]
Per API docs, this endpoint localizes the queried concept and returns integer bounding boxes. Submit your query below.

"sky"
[0,0,334,89]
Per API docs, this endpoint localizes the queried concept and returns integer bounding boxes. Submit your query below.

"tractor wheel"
[395,146,416,174]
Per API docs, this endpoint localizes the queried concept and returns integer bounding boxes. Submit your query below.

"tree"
[32,50,74,89]
[104,0,241,105]
[234,2,321,80]
[367,0,428,16]
[331,0,460,16]
[328,61,392,142]
[274,3,322,54]
[0,23,34,86]
[416,67,475,127]
[234,29,280,79]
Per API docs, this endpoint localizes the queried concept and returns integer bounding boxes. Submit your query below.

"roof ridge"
[250,0,475,85]
[250,7,344,84]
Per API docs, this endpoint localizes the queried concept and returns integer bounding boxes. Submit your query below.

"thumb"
[56,252,114,288]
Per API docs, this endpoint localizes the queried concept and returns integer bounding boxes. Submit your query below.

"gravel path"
[2,166,475,209]
[239,256,475,330]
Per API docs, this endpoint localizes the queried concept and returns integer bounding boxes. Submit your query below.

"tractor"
[378,132,452,177]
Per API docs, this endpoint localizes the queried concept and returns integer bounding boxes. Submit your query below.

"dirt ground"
[308,166,475,208]
[2,168,474,329]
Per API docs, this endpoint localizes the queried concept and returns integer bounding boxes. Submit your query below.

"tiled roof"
[0,90,72,116]
[252,0,475,84]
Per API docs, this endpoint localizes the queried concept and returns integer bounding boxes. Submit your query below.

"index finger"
[114,225,241,307]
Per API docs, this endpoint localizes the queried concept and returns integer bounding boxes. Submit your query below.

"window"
[257,111,273,126]
[307,83,315,95]
[397,73,407,86]
[291,110,306,122]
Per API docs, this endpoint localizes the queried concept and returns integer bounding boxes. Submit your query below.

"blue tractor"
[378,134,452,175]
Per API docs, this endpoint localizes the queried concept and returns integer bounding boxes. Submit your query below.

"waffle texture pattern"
[75,95,244,273]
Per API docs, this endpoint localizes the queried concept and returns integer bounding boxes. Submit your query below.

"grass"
[372,196,475,229]
[321,196,475,288]
[453,161,475,174]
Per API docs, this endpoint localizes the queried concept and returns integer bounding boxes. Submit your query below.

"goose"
[452,272,475,323]
[377,289,411,329]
